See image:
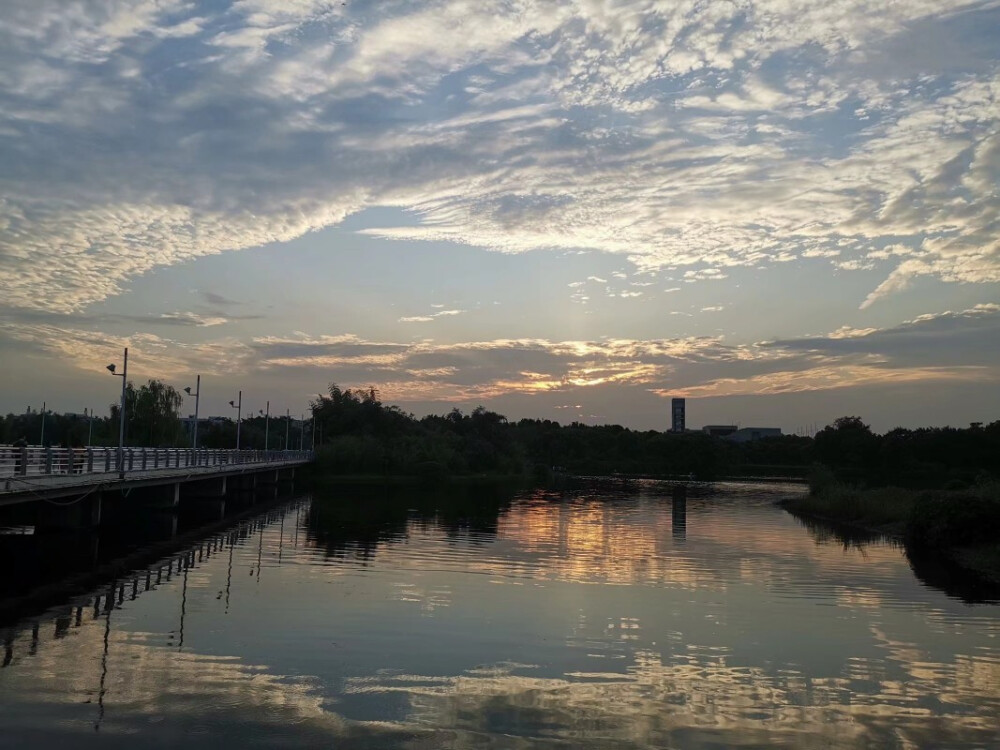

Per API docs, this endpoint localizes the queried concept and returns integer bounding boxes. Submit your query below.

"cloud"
[684,269,729,282]
[158,311,231,327]
[0,0,997,316]
[398,309,466,323]
[0,323,255,380]
[647,302,1000,398]
[666,364,993,399]
[250,333,410,368]
[7,304,997,408]
[764,304,1000,368]
[202,291,241,307]
[0,306,256,329]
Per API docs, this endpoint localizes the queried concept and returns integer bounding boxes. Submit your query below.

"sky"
[1,0,998,434]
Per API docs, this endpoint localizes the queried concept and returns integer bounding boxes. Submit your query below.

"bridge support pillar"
[36,493,102,531]
[144,483,180,511]
[194,497,226,520]
[181,475,227,499]
[149,511,178,539]
[256,470,281,488]
[232,473,257,494]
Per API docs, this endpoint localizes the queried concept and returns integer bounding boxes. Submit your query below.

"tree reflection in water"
[0,483,997,749]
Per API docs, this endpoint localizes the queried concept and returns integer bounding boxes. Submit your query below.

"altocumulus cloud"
[5,307,997,404]
[0,0,998,313]
[669,304,1000,398]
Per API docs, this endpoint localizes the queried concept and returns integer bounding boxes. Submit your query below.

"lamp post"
[86,407,93,447]
[258,401,269,451]
[183,375,201,450]
[285,408,290,451]
[228,390,242,450]
[106,347,128,478]
[39,401,46,446]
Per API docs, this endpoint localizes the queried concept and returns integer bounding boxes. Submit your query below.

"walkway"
[1,446,313,504]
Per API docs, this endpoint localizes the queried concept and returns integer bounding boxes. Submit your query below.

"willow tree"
[110,379,185,447]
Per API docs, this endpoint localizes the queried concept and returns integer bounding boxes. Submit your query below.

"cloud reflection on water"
[0,485,998,748]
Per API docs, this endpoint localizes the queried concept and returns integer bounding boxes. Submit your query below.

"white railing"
[0,446,313,479]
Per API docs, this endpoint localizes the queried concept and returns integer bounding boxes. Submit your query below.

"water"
[1,480,998,748]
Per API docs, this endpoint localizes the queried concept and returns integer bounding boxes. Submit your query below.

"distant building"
[181,415,228,435]
[724,427,782,443]
[702,424,738,437]
[671,398,686,433]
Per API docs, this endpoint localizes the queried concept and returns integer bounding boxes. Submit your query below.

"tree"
[110,379,185,447]
[813,416,879,477]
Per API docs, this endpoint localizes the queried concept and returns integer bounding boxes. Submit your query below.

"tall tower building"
[671,398,686,433]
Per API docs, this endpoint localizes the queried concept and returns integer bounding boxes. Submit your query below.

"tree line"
[4,380,998,486]
[811,416,1000,488]
[0,380,306,451]
[311,385,999,484]
[1,380,188,448]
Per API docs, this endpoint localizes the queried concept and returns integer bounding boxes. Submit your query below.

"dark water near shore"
[1,480,998,748]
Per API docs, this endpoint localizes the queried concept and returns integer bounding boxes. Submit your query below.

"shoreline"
[308,471,809,485]
[778,493,1000,585]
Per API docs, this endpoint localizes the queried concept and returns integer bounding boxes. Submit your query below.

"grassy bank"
[780,484,915,534]
[781,471,1000,583]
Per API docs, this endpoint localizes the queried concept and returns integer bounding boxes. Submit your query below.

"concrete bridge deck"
[1,446,313,505]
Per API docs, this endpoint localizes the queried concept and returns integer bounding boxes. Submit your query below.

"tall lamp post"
[183,375,201,450]
[106,347,128,479]
[39,401,47,446]
[228,390,242,450]
[258,401,270,451]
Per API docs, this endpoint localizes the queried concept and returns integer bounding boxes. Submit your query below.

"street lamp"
[106,347,128,478]
[258,401,270,451]
[183,375,201,450]
[284,408,290,451]
[228,390,242,450]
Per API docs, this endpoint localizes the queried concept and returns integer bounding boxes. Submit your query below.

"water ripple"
[0,483,998,748]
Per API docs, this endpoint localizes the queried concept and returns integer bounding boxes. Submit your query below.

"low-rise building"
[702,424,738,437]
[724,427,782,443]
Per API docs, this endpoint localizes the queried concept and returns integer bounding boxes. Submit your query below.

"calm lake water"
[1,480,999,749]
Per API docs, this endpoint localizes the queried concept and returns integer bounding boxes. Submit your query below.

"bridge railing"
[0,446,313,479]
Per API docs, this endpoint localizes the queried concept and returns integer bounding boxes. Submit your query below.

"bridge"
[1,501,306,685]
[0,445,313,527]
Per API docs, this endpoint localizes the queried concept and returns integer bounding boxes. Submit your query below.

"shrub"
[788,479,913,528]
[907,489,1000,549]
[808,463,838,495]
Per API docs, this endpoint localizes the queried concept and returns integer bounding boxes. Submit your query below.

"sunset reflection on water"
[0,483,997,748]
